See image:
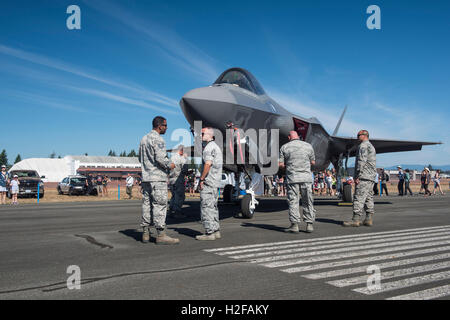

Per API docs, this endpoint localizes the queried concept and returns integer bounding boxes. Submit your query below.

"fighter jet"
[179,67,441,217]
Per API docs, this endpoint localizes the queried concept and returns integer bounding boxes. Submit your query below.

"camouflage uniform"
[279,139,316,224]
[139,130,170,230]
[200,141,223,234]
[352,140,377,221]
[169,153,188,213]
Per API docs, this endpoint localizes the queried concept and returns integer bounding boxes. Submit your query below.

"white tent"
[9,158,70,182]
[9,156,142,182]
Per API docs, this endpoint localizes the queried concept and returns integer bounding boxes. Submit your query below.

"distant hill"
[385,164,450,171]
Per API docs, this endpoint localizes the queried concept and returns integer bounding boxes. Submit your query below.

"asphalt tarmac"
[0,193,449,300]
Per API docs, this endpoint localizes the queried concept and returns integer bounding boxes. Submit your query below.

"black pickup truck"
[7,170,45,198]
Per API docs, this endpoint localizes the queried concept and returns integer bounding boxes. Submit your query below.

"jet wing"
[332,136,442,157]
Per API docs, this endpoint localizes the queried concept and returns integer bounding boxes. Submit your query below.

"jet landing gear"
[335,153,353,204]
[222,168,263,219]
[342,184,353,203]
[241,189,259,219]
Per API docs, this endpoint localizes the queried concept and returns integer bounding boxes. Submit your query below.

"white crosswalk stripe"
[216,227,450,256]
[205,225,450,300]
[328,261,450,287]
[387,284,450,300]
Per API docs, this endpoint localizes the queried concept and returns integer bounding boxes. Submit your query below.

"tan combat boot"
[196,233,216,241]
[142,226,150,243]
[306,223,314,233]
[284,223,300,233]
[363,214,373,226]
[213,230,221,239]
[342,219,361,227]
[156,230,180,245]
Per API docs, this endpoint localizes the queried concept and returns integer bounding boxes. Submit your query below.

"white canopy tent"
[9,158,70,182]
[9,156,141,182]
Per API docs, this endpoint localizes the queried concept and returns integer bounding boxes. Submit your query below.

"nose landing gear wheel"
[342,184,353,203]
[241,194,255,219]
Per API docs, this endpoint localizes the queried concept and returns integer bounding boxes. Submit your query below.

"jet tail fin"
[332,105,347,136]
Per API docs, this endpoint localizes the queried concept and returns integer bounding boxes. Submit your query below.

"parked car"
[57,175,97,195]
[7,170,45,198]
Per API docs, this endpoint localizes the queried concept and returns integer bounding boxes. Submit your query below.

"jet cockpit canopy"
[213,68,265,95]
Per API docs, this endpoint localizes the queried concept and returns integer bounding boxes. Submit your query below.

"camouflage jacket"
[279,139,315,183]
[354,140,377,181]
[201,141,223,188]
[169,153,188,185]
[139,130,170,182]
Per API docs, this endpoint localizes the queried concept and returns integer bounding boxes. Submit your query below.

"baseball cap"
[397,165,402,169]
[13,174,18,178]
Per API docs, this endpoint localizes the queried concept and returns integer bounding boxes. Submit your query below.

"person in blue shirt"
[404,169,413,196]
[0,165,9,205]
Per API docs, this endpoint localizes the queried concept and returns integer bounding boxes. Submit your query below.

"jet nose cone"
[180,86,233,129]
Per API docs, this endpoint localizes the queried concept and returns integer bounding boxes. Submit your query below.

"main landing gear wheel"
[223,185,234,203]
[342,184,353,203]
[241,194,255,219]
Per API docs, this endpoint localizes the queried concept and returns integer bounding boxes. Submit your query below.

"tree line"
[107,150,137,157]
[0,149,22,168]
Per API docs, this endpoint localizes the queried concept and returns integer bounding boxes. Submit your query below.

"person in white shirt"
[126,173,134,199]
[10,174,20,205]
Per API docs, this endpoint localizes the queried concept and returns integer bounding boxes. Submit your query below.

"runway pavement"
[0,194,449,300]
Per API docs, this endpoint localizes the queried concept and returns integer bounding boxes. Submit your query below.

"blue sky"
[0,0,449,167]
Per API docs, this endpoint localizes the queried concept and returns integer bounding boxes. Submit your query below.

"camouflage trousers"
[287,182,315,224]
[200,185,219,234]
[169,182,185,213]
[352,179,375,220]
[140,181,168,230]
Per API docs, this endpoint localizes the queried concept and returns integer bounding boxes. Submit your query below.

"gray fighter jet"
[179,67,441,217]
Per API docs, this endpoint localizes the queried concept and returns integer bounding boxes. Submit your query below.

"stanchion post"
[37,183,40,204]
[118,184,120,200]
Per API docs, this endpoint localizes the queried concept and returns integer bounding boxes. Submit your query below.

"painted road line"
[328,260,450,287]
[302,252,450,279]
[262,239,450,268]
[204,225,450,253]
[386,284,450,300]
[216,227,450,256]
[229,230,450,259]
[353,270,450,295]
[250,234,450,264]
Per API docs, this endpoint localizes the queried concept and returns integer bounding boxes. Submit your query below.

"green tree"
[127,149,137,157]
[108,150,117,156]
[0,149,7,167]
[14,154,22,164]
[49,151,56,159]
[120,151,126,157]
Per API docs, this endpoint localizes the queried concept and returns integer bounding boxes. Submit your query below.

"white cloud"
[0,44,179,109]
[67,86,180,115]
[3,90,92,114]
[81,0,220,83]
